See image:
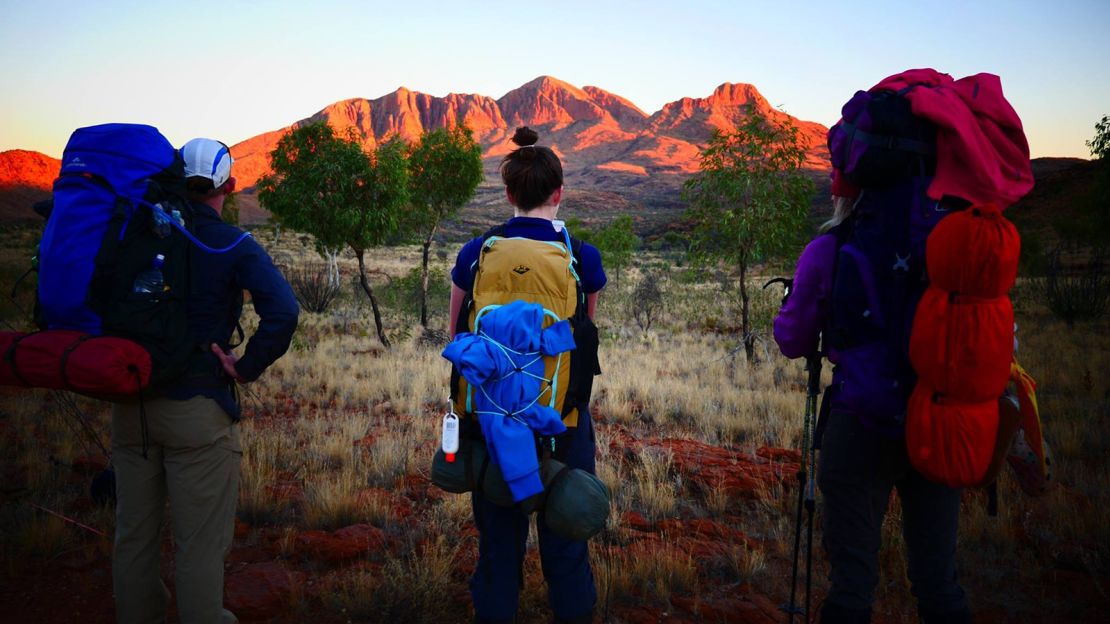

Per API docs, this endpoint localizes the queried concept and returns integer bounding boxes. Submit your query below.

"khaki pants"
[112,396,242,624]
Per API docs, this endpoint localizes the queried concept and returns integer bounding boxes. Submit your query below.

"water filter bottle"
[151,203,173,237]
[132,254,166,294]
[442,410,460,463]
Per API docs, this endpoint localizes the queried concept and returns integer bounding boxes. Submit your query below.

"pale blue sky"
[1,0,1106,158]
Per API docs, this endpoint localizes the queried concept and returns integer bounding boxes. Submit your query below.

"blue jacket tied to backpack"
[442,300,576,501]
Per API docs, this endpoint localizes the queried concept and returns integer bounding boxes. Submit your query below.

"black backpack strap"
[59,334,98,391]
[563,235,600,418]
[4,332,40,387]
[823,219,854,352]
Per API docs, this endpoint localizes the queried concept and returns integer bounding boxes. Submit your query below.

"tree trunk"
[739,259,754,363]
[356,249,390,348]
[324,248,340,288]
[419,221,438,328]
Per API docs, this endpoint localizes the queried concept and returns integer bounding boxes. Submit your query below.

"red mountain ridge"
[0,76,831,221]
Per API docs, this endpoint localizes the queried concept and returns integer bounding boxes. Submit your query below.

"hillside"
[0,150,58,221]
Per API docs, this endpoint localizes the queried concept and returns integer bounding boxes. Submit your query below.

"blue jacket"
[162,202,299,419]
[442,300,575,501]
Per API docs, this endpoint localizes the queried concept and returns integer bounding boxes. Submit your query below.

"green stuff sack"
[430,437,514,506]
[541,459,611,541]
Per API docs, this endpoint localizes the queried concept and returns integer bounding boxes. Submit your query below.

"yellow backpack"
[450,227,600,427]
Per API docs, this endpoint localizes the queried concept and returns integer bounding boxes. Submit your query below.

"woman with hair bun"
[448,127,606,624]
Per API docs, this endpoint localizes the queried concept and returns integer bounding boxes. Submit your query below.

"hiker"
[775,187,972,623]
[774,69,1033,623]
[111,138,299,624]
[448,126,607,624]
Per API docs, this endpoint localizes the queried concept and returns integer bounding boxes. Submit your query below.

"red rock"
[354,487,416,518]
[624,510,655,532]
[224,561,303,620]
[623,438,797,500]
[672,590,784,623]
[295,523,386,564]
[234,518,250,539]
[756,447,802,464]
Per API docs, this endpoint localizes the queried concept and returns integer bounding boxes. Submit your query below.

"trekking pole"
[762,277,807,623]
[784,350,820,623]
[803,350,822,622]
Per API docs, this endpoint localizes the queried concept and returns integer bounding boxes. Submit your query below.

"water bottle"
[150,203,172,238]
[441,409,460,463]
[132,254,166,294]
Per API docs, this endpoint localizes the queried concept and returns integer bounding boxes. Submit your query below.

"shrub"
[379,265,449,324]
[630,273,665,332]
[1044,245,1109,327]
[285,262,342,314]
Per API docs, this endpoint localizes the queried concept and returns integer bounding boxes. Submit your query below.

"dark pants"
[470,414,597,623]
[817,409,968,617]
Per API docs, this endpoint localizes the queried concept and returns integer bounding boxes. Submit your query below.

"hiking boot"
[820,600,871,623]
[919,606,972,624]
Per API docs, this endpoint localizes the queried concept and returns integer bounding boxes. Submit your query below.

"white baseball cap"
[180,138,234,188]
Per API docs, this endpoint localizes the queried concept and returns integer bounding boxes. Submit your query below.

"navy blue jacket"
[162,202,299,418]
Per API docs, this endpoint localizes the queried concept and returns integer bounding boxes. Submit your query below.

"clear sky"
[1,0,1107,159]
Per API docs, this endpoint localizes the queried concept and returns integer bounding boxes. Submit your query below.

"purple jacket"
[773,233,837,360]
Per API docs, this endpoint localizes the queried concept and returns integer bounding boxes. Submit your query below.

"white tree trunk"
[324,248,341,288]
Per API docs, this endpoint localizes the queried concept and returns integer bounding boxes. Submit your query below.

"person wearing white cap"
[111,138,298,624]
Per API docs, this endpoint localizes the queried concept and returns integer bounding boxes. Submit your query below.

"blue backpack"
[824,90,957,436]
[37,123,244,389]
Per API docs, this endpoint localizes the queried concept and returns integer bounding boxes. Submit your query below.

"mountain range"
[0,76,830,221]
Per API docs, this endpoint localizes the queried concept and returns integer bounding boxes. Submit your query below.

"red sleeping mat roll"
[0,330,151,396]
[906,384,1000,488]
[910,287,1014,403]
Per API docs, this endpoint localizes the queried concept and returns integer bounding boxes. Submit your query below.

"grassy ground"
[0,222,1107,623]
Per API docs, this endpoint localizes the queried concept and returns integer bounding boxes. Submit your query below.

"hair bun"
[511,127,539,147]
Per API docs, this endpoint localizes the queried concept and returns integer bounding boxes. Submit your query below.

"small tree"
[592,215,640,283]
[258,122,409,347]
[683,108,814,362]
[1087,114,1110,160]
[406,124,484,328]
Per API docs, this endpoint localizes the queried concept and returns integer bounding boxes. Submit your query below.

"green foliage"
[682,108,814,360]
[591,215,640,282]
[1088,114,1110,160]
[404,124,484,327]
[257,122,410,346]
[258,122,408,255]
[562,216,590,241]
[379,265,450,323]
[683,111,813,269]
[560,216,640,282]
[406,124,484,234]
[221,192,240,225]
